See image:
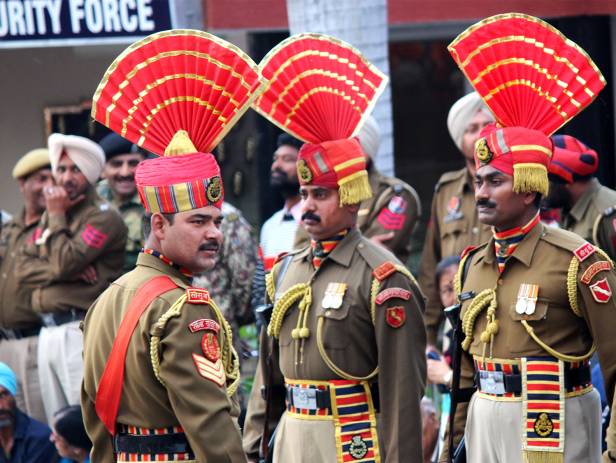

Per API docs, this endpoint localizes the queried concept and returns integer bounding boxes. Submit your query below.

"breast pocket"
[318,299,352,350]
[506,299,549,354]
[440,220,468,257]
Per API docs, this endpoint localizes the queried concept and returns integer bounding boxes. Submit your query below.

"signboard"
[0,0,175,48]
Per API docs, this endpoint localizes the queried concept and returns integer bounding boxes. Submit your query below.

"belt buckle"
[291,387,318,410]
[479,370,506,395]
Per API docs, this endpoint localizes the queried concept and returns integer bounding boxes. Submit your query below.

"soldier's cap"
[357,115,380,160]
[12,148,50,180]
[99,132,143,161]
[548,134,598,184]
[48,133,105,185]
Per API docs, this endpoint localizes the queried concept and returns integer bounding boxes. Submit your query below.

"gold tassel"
[523,450,564,463]
[337,170,373,206]
[165,130,197,156]
[513,163,549,196]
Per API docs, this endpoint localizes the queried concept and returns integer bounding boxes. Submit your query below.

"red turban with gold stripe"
[254,34,388,205]
[449,13,605,196]
[91,30,263,213]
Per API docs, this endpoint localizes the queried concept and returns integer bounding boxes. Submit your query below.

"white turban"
[446,92,493,151]
[357,115,380,159]
[48,133,105,185]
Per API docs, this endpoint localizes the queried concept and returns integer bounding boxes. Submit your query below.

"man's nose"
[119,162,132,177]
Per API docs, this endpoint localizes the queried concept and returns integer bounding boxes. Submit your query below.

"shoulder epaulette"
[373,261,397,281]
[435,168,465,193]
[573,242,596,262]
[460,245,477,259]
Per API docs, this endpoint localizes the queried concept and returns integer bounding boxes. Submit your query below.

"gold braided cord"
[596,247,615,267]
[521,320,596,362]
[316,317,379,381]
[455,253,471,299]
[370,278,380,324]
[461,288,497,351]
[150,294,187,385]
[265,271,276,303]
[566,256,582,317]
[267,283,310,338]
[394,264,420,288]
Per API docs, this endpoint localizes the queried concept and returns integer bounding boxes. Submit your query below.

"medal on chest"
[322,282,347,309]
[515,283,539,315]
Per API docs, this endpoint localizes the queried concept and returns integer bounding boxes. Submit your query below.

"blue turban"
[0,363,16,396]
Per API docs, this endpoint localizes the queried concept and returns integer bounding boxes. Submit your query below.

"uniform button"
[472,227,479,235]
[326,310,331,316]
[497,278,504,285]
[358,243,364,249]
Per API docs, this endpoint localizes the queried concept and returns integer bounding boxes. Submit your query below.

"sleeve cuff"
[31,287,44,312]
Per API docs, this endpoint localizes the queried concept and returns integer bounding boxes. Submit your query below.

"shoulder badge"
[81,224,108,249]
[377,196,407,230]
[444,196,464,223]
[581,261,613,285]
[375,287,411,305]
[186,288,210,304]
[373,261,396,281]
[574,242,596,262]
[201,332,220,361]
[188,318,220,333]
[589,278,612,303]
[386,306,406,328]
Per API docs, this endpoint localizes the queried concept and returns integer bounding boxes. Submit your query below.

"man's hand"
[369,231,395,247]
[78,265,98,284]
[44,186,85,216]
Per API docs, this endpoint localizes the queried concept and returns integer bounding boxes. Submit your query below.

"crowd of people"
[1,12,616,463]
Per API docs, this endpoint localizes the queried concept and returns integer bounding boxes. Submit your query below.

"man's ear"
[345,203,361,214]
[17,179,25,194]
[523,191,538,206]
[151,213,166,241]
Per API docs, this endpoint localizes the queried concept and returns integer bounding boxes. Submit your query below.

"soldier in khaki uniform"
[245,34,426,463]
[544,134,616,243]
[418,92,493,346]
[443,14,615,463]
[82,29,263,462]
[294,117,421,263]
[15,134,127,423]
[0,149,52,423]
[97,132,146,272]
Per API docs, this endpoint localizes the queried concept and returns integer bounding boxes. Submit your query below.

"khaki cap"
[12,148,51,179]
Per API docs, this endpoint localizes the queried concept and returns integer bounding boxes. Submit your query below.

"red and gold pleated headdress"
[448,13,605,196]
[92,30,263,213]
[254,33,388,205]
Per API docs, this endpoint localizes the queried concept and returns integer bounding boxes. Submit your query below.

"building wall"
[0,45,124,215]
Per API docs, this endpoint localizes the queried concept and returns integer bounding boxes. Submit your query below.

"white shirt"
[260,201,302,258]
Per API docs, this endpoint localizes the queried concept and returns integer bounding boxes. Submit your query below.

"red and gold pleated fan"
[448,13,605,136]
[91,29,264,156]
[253,33,388,144]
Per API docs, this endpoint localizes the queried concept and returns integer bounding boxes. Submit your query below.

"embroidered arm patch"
[373,262,396,281]
[81,224,108,249]
[375,287,411,305]
[574,242,595,262]
[186,288,210,304]
[192,353,226,386]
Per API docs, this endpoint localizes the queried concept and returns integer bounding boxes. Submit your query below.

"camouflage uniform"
[97,179,145,272]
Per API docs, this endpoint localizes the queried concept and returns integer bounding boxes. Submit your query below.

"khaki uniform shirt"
[562,178,616,243]
[0,211,41,329]
[97,179,145,272]
[15,186,127,314]
[293,167,421,263]
[441,223,616,460]
[418,167,492,345]
[243,229,427,462]
[81,253,247,462]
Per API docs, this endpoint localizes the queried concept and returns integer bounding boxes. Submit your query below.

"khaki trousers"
[466,389,602,463]
[37,321,83,423]
[273,412,338,463]
[0,335,46,423]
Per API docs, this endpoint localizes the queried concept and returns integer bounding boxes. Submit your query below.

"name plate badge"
[291,387,318,410]
[479,370,506,395]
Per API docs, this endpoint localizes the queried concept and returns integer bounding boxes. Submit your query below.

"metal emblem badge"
[533,412,554,437]
[201,332,220,362]
[297,159,313,183]
[515,283,539,315]
[475,137,493,165]
[206,176,222,203]
[322,282,347,309]
[478,370,506,395]
[348,435,369,459]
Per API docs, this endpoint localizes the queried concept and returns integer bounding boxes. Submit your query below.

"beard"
[271,169,299,198]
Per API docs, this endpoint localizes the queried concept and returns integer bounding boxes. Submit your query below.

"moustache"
[301,211,321,223]
[113,175,135,182]
[271,168,288,179]
[198,240,220,252]
[476,199,497,209]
